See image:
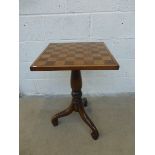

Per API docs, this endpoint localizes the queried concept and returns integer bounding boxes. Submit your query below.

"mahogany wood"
[30,42,119,71]
[30,42,120,140]
[52,70,99,140]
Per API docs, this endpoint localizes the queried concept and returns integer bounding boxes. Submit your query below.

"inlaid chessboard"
[30,42,119,71]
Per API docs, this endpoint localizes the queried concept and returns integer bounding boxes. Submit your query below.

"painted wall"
[19,0,135,95]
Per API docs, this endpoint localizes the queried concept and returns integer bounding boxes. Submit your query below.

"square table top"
[30,42,119,71]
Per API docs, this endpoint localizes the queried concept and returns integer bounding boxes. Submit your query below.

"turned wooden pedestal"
[30,42,119,140]
[51,70,99,140]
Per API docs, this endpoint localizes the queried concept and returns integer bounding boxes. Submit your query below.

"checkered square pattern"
[30,42,119,71]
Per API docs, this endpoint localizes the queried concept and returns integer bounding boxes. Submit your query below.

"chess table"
[30,42,119,140]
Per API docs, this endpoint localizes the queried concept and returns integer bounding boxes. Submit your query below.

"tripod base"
[51,71,99,140]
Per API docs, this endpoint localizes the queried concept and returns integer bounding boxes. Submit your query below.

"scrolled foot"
[91,130,99,140]
[82,97,88,107]
[78,104,99,140]
[51,118,58,126]
[51,104,73,127]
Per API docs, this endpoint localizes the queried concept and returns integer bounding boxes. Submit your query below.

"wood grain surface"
[30,42,119,71]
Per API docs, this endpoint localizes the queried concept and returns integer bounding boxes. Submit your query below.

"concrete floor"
[19,94,135,155]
